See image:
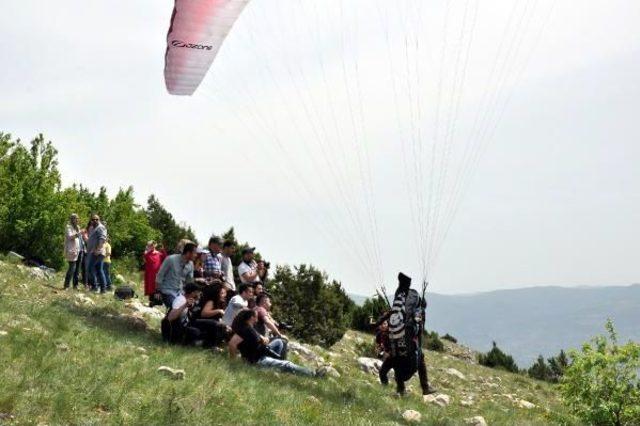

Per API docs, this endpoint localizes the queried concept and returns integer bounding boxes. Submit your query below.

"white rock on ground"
[0,330,8,336]
[465,416,488,426]
[74,293,96,307]
[517,399,536,409]
[402,410,422,423]
[125,300,164,320]
[322,366,341,378]
[157,366,185,380]
[288,341,324,363]
[423,393,452,407]
[460,398,474,407]
[305,396,321,405]
[16,265,50,280]
[445,368,466,380]
[357,357,382,375]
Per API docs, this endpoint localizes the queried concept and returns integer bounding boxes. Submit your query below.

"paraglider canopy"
[164,0,250,96]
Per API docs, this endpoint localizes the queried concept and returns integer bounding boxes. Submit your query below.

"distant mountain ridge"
[350,284,640,367]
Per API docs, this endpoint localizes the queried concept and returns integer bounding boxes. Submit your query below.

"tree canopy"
[0,133,194,268]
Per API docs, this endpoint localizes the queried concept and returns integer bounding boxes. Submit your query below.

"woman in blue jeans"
[228,309,323,377]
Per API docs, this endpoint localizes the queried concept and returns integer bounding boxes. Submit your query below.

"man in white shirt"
[221,240,236,291]
[238,247,266,284]
[222,283,254,326]
[162,282,202,344]
[167,283,202,326]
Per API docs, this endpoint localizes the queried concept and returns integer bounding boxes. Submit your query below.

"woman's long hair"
[201,284,227,310]
[231,309,256,334]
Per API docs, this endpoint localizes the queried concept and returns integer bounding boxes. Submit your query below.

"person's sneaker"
[423,386,437,396]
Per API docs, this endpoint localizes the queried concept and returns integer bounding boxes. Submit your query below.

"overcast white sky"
[1,1,638,295]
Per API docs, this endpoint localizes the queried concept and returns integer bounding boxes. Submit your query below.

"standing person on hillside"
[143,241,163,300]
[82,219,94,289]
[102,236,113,291]
[377,273,435,397]
[220,240,236,292]
[77,225,87,288]
[237,247,266,285]
[63,213,82,290]
[156,242,197,308]
[203,236,223,282]
[375,319,393,387]
[158,242,168,263]
[86,215,108,294]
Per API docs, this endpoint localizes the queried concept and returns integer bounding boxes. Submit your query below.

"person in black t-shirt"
[228,309,320,377]
[193,284,232,346]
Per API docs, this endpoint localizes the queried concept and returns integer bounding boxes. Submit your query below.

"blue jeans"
[87,253,107,292]
[257,339,313,376]
[161,291,178,309]
[64,260,80,288]
[103,263,112,289]
[85,253,94,287]
[267,337,288,359]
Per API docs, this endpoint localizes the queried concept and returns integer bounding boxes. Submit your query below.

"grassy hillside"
[0,259,578,425]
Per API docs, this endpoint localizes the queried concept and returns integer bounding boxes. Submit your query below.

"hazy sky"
[1,1,638,296]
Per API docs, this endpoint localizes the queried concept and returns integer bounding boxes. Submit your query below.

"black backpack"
[114,285,135,300]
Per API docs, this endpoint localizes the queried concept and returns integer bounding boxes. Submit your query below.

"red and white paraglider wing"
[164,0,249,96]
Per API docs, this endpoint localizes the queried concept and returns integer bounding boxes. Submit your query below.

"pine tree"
[528,355,553,381]
[478,341,520,373]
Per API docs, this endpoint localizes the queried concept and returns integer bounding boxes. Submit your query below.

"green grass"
[0,260,578,425]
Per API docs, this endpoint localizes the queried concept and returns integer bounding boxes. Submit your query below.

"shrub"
[528,355,553,382]
[355,339,379,358]
[547,349,569,382]
[0,132,193,270]
[560,320,640,426]
[527,350,569,383]
[266,264,355,347]
[478,341,519,373]
[424,330,445,352]
[442,333,458,343]
[351,295,389,332]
